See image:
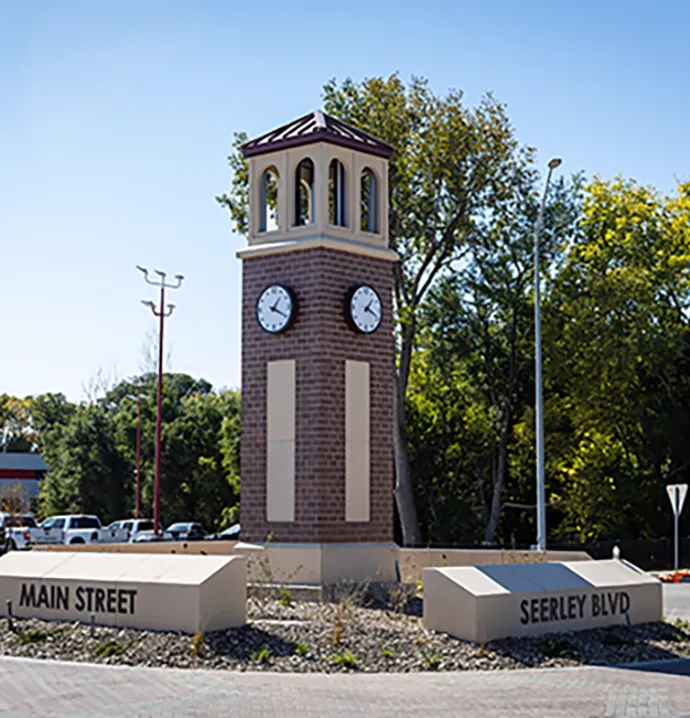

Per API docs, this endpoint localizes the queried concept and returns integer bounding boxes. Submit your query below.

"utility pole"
[137,266,184,534]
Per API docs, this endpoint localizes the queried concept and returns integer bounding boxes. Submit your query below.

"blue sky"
[1,0,688,401]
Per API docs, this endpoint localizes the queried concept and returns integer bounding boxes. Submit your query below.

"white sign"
[0,551,246,633]
[423,560,662,642]
[666,484,688,517]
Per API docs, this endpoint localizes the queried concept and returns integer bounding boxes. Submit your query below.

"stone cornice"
[236,236,399,263]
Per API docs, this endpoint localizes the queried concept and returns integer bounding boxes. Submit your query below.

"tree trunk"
[483,431,509,544]
[393,370,422,547]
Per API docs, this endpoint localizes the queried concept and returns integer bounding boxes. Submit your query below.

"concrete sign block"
[423,559,661,642]
[0,551,246,634]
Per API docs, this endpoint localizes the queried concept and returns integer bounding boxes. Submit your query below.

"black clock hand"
[271,306,288,318]
[365,304,379,319]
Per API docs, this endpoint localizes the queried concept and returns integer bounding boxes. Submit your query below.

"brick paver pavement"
[0,656,689,718]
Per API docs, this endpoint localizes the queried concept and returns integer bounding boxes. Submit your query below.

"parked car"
[105,518,156,543]
[0,513,37,552]
[207,523,240,541]
[165,522,206,541]
[31,515,130,546]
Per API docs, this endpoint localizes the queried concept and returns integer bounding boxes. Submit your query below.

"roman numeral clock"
[233,111,399,584]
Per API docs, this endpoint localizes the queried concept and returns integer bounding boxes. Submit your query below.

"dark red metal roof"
[241,110,394,159]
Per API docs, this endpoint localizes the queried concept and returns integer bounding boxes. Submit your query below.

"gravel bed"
[0,596,688,673]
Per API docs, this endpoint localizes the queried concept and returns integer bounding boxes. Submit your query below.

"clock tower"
[234,111,399,584]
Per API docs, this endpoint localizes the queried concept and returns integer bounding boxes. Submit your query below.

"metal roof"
[0,453,50,471]
[241,110,394,159]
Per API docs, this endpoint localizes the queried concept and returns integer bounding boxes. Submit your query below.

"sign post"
[666,484,688,570]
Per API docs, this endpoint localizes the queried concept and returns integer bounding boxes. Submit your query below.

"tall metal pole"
[674,490,680,571]
[138,266,183,534]
[535,158,561,552]
[135,386,142,520]
[154,284,165,535]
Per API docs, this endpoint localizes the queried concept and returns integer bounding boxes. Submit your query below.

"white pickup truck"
[105,518,156,543]
[0,513,38,552]
[31,514,130,546]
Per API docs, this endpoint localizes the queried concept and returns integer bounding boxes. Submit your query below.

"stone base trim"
[232,541,399,585]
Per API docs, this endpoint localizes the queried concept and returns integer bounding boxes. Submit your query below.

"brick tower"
[233,111,399,583]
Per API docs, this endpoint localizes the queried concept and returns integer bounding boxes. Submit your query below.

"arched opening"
[259,167,279,233]
[329,159,346,227]
[360,167,378,234]
[294,158,315,226]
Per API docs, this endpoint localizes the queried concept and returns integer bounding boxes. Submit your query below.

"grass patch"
[16,627,65,645]
[421,648,440,670]
[332,650,358,670]
[93,640,134,658]
[380,646,394,659]
[253,646,271,664]
[295,642,308,657]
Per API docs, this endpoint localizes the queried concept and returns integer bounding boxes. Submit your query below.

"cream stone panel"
[237,236,398,262]
[199,562,247,631]
[266,359,296,523]
[267,359,296,442]
[0,552,247,634]
[234,541,323,584]
[286,145,325,232]
[423,560,663,642]
[233,541,399,585]
[324,147,355,230]
[266,441,295,522]
[247,142,389,248]
[345,360,370,522]
[353,152,388,246]
[249,150,288,239]
[321,542,399,583]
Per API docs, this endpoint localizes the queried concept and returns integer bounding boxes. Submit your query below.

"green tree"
[37,374,242,530]
[545,178,690,540]
[417,173,582,543]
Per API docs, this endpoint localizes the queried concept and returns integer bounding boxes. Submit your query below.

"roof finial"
[314,110,326,129]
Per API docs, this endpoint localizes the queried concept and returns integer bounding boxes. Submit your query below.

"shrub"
[192,632,204,656]
[254,646,271,664]
[93,640,133,658]
[332,650,358,670]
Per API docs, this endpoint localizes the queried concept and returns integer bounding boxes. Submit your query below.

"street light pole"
[138,266,184,534]
[535,158,561,552]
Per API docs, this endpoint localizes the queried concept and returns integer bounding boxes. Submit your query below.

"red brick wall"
[240,247,394,543]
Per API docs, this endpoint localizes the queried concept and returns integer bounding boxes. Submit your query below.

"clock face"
[256,284,296,334]
[347,285,382,334]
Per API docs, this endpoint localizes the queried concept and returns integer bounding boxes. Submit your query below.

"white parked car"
[0,513,37,552]
[105,518,156,543]
[31,515,130,546]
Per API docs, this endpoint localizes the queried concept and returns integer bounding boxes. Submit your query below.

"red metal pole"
[154,285,165,534]
[135,385,141,520]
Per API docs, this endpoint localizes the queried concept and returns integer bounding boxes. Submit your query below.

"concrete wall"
[399,548,592,583]
[423,559,662,642]
[36,542,238,555]
[0,551,246,633]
